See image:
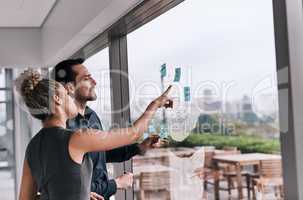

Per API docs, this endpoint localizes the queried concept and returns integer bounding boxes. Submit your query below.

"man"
[51,58,160,200]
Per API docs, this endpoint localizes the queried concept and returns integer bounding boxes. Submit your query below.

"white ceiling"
[0,0,142,67]
[0,0,56,27]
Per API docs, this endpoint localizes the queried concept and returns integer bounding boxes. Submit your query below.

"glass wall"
[0,69,15,200]
[84,48,112,130]
[83,48,115,199]
[127,0,280,199]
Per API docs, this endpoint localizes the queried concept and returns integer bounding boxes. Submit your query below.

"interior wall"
[0,0,142,68]
[0,28,41,68]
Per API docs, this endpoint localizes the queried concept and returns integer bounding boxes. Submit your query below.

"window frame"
[71,1,187,199]
[70,0,298,199]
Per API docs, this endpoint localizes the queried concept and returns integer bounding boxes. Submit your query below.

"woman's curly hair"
[15,69,60,121]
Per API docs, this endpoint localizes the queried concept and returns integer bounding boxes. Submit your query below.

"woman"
[16,70,172,200]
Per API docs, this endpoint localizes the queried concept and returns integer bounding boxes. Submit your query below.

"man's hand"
[138,135,166,154]
[90,192,104,200]
[115,172,134,189]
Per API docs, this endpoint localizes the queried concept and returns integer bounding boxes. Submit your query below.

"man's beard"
[76,93,97,102]
[86,94,97,101]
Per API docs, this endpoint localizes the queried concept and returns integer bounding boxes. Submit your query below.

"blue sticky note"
[184,86,191,102]
[174,68,181,82]
[160,64,167,78]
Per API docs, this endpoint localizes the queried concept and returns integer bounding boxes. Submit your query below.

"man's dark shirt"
[67,107,141,199]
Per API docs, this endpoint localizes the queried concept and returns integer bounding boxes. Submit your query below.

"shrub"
[169,133,280,154]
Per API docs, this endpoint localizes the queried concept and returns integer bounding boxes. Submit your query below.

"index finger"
[162,85,172,96]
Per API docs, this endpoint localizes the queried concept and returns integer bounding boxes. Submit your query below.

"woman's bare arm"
[69,86,173,164]
[19,159,37,200]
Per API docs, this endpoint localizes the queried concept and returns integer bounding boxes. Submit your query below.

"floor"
[0,170,15,200]
[0,168,281,200]
[134,182,281,200]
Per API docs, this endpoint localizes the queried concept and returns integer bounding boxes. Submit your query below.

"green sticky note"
[184,86,191,102]
[160,64,167,78]
[174,67,181,82]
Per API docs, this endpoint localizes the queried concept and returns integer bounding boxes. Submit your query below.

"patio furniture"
[133,164,172,200]
[203,149,244,194]
[202,150,215,189]
[251,159,283,200]
[213,153,281,200]
[133,148,198,168]
[218,147,252,197]
[139,170,171,200]
[134,147,206,200]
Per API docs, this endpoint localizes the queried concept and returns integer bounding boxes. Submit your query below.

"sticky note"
[148,124,156,133]
[174,68,181,82]
[160,64,167,78]
[184,86,191,102]
[159,123,169,138]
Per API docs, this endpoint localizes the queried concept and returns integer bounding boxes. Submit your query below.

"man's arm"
[91,178,117,199]
[88,111,136,197]
[91,172,133,199]
[106,135,161,163]
[105,144,141,163]
[89,152,117,199]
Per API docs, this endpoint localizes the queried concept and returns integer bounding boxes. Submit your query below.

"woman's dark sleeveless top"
[25,127,92,200]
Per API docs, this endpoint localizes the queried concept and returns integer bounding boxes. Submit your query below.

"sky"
[84,0,279,117]
[127,0,278,114]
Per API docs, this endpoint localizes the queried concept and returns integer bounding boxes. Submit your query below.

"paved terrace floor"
[0,170,15,200]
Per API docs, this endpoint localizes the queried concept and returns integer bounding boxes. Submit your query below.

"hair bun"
[15,69,42,97]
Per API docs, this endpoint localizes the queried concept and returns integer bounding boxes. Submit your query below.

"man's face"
[72,64,97,102]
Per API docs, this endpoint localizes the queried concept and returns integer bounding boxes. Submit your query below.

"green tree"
[192,114,220,133]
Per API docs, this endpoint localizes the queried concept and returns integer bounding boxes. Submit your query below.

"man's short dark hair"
[51,58,85,85]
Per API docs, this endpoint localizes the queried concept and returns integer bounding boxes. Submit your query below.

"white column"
[273,0,303,199]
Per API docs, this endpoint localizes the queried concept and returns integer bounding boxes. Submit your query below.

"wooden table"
[133,164,174,178]
[213,153,281,200]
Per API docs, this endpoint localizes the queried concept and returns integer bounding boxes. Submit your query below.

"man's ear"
[65,82,75,97]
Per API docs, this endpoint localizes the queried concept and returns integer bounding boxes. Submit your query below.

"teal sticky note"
[160,64,167,78]
[174,68,181,82]
[159,123,169,138]
[184,86,191,102]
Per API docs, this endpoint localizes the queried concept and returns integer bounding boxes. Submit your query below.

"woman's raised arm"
[69,86,173,164]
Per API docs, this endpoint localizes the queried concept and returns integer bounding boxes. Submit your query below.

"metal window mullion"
[0,88,11,91]
[109,34,132,200]
[118,36,133,200]
[5,69,16,200]
[0,101,10,104]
